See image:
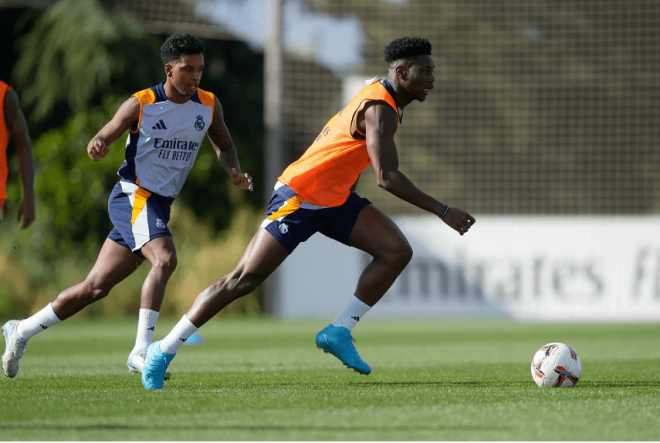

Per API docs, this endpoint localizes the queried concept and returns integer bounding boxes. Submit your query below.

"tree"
[13,0,159,123]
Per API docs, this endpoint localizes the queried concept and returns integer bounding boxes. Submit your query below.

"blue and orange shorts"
[260,181,371,254]
[107,180,174,252]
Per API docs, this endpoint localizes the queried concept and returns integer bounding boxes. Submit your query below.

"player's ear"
[395,64,408,81]
[164,62,173,78]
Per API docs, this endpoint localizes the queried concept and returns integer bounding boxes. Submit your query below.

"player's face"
[403,55,435,102]
[166,53,204,97]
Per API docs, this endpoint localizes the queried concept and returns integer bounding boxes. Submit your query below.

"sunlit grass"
[1,319,658,440]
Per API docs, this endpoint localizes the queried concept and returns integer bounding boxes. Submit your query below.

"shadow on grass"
[351,381,518,387]
[351,380,660,389]
[0,423,510,432]
[578,380,660,388]
[0,425,138,431]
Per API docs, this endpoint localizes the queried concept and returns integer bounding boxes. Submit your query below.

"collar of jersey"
[153,82,200,104]
[379,79,404,122]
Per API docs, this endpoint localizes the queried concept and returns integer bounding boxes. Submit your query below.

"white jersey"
[118,82,215,198]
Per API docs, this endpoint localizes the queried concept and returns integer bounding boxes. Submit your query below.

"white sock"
[331,295,371,332]
[17,303,62,340]
[159,315,198,355]
[131,309,159,355]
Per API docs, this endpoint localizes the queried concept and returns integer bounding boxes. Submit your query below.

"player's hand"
[231,168,253,191]
[87,138,109,161]
[441,207,475,236]
[17,195,36,229]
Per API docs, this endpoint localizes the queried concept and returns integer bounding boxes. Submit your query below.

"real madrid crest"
[195,115,205,131]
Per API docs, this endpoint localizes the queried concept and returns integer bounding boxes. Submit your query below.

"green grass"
[1,318,659,440]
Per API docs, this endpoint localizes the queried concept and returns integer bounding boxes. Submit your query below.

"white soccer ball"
[531,342,582,387]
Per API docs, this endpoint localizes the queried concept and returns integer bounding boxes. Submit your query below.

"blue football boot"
[128,351,171,380]
[141,341,176,390]
[315,324,371,375]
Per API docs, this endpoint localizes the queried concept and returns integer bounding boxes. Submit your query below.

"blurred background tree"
[13,0,153,123]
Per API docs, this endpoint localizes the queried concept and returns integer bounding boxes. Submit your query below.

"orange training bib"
[278,80,400,207]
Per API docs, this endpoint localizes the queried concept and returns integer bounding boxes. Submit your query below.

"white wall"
[274,215,660,321]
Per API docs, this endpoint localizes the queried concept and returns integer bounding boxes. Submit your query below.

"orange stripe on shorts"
[267,195,304,220]
[131,187,151,226]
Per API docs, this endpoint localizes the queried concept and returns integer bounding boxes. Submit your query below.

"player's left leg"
[106,180,178,378]
[316,202,412,374]
[139,235,178,311]
[346,204,413,305]
[126,235,177,378]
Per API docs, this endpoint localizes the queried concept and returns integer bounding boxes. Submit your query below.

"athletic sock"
[131,309,159,356]
[159,315,198,355]
[16,303,62,340]
[331,295,371,332]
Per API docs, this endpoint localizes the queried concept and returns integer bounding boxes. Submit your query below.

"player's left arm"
[4,88,36,229]
[207,96,253,191]
[364,102,475,235]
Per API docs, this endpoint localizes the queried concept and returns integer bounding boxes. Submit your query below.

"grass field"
[1,318,659,441]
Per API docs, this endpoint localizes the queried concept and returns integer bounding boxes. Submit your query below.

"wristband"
[441,205,450,219]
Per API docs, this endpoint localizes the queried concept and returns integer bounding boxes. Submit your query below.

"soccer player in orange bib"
[142,37,476,389]
[0,79,36,229]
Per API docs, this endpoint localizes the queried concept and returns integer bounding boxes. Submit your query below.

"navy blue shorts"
[260,182,372,254]
[107,180,174,252]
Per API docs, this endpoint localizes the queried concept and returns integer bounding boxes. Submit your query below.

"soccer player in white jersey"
[1,34,253,380]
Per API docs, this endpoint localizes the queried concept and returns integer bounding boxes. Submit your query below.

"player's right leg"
[2,239,143,378]
[187,228,290,325]
[51,239,144,319]
[142,228,290,389]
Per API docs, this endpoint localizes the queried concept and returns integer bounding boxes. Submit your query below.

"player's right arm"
[87,96,140,161]
[363,102,475,236]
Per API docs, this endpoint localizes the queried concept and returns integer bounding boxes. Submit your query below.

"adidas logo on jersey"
[152,120,167,130]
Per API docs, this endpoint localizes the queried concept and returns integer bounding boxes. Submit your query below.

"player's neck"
[386,76,415,109]
[163,81,193,104]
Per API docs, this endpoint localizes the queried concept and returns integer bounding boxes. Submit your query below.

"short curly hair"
[383,37,432,65]
[160,34,205,65]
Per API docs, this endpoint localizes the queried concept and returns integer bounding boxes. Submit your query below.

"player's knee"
[238,272,262,296]
[388,240,413,271]
[228,269,262,298]
[153,252,178,276]
[79,281,109,302]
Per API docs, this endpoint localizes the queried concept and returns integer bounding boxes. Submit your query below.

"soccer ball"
[531,343,581,387]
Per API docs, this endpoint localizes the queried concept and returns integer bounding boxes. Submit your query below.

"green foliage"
[0,96,130,311]
[0,0,267,318]
[13,0,152,122]
[0,184,263,319]
[9,0,264,228]
[9,0,264,225]
[0,94,264,316]
[0,253,34,317]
